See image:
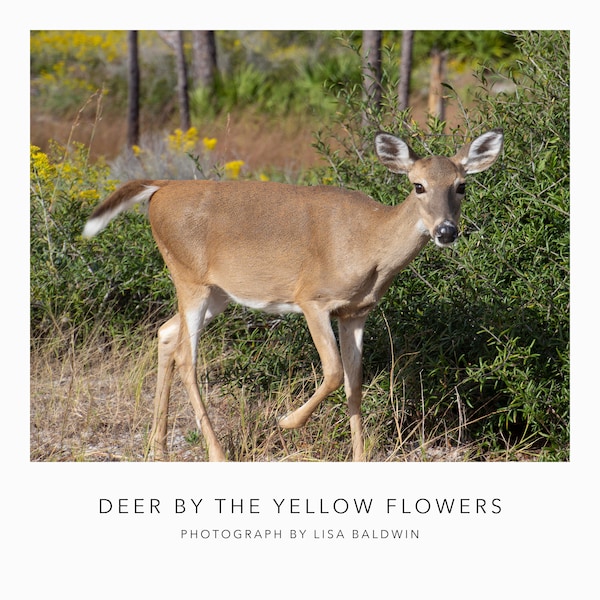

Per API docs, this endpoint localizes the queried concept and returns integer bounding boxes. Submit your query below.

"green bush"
[30,31,128,116]
[30,142,175,340]
[312,30,569,458]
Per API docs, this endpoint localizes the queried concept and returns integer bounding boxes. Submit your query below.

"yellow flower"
[167,127,199,153]
[30,145,56,180]
[78,189,101,202]
[203,137,217,151]
[132,144,143,157]
[259,173,270,182]
[167,128,182,152]
[186,126,199,141]
[224,160,244,180]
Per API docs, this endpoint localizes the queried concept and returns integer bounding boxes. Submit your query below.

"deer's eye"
[414,183,425,194]
[457,183,466,195]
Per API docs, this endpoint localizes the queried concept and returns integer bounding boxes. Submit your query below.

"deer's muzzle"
[434,220,458,247]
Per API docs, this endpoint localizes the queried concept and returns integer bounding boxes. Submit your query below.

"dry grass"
[30,321,537,463]
[31,330,153,461]
[30,109,327,176]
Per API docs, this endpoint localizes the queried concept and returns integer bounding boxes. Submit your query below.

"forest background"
[29,30,570,462]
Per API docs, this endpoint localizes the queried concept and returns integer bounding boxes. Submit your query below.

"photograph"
[12,13,595,598]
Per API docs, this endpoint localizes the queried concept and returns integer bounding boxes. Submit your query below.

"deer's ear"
[375,132,420,174]
[455,129,504,174]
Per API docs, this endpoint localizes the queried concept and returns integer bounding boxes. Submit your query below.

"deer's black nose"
[434,221,458,246]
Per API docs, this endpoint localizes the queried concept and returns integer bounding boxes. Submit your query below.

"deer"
[82,128,503,462]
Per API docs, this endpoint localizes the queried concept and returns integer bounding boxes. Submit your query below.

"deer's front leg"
[278,304,343,430]
[339,315,367,462]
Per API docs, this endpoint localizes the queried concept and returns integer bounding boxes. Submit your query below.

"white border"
[9,8,596,597]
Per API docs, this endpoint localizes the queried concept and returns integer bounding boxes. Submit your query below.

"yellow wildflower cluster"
[167,127,200,154]
[30,145,57,181]
[32,31,126,97]
[30,143,109,207]
[224,160,245,180]
[30,31,125,64]
[203,137,217,151]
[130,129,262,182]
[39,60,97,95]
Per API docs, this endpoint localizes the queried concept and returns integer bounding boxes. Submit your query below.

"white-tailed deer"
[83,129,503,461]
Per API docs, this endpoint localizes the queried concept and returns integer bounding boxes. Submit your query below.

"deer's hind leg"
[147,314,180,460]
[148,287,229,461]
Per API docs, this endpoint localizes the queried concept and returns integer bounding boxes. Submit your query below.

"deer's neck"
[374,195,430,276]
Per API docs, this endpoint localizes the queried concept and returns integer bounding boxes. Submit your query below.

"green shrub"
[189,46,355,120]
[30,31,128,115]
[30,142,175,340]
[312,30,569,459]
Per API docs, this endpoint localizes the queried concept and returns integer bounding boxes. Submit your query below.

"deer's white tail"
[82,180,161,239]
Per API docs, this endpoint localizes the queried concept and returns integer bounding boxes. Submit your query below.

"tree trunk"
[398,30,414,112]
[428,47,447,122]
[173,31,191,131]
[127,30,140,148]
[361,30,382,129]
[157,30,191,131]
[191,31,217,88]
